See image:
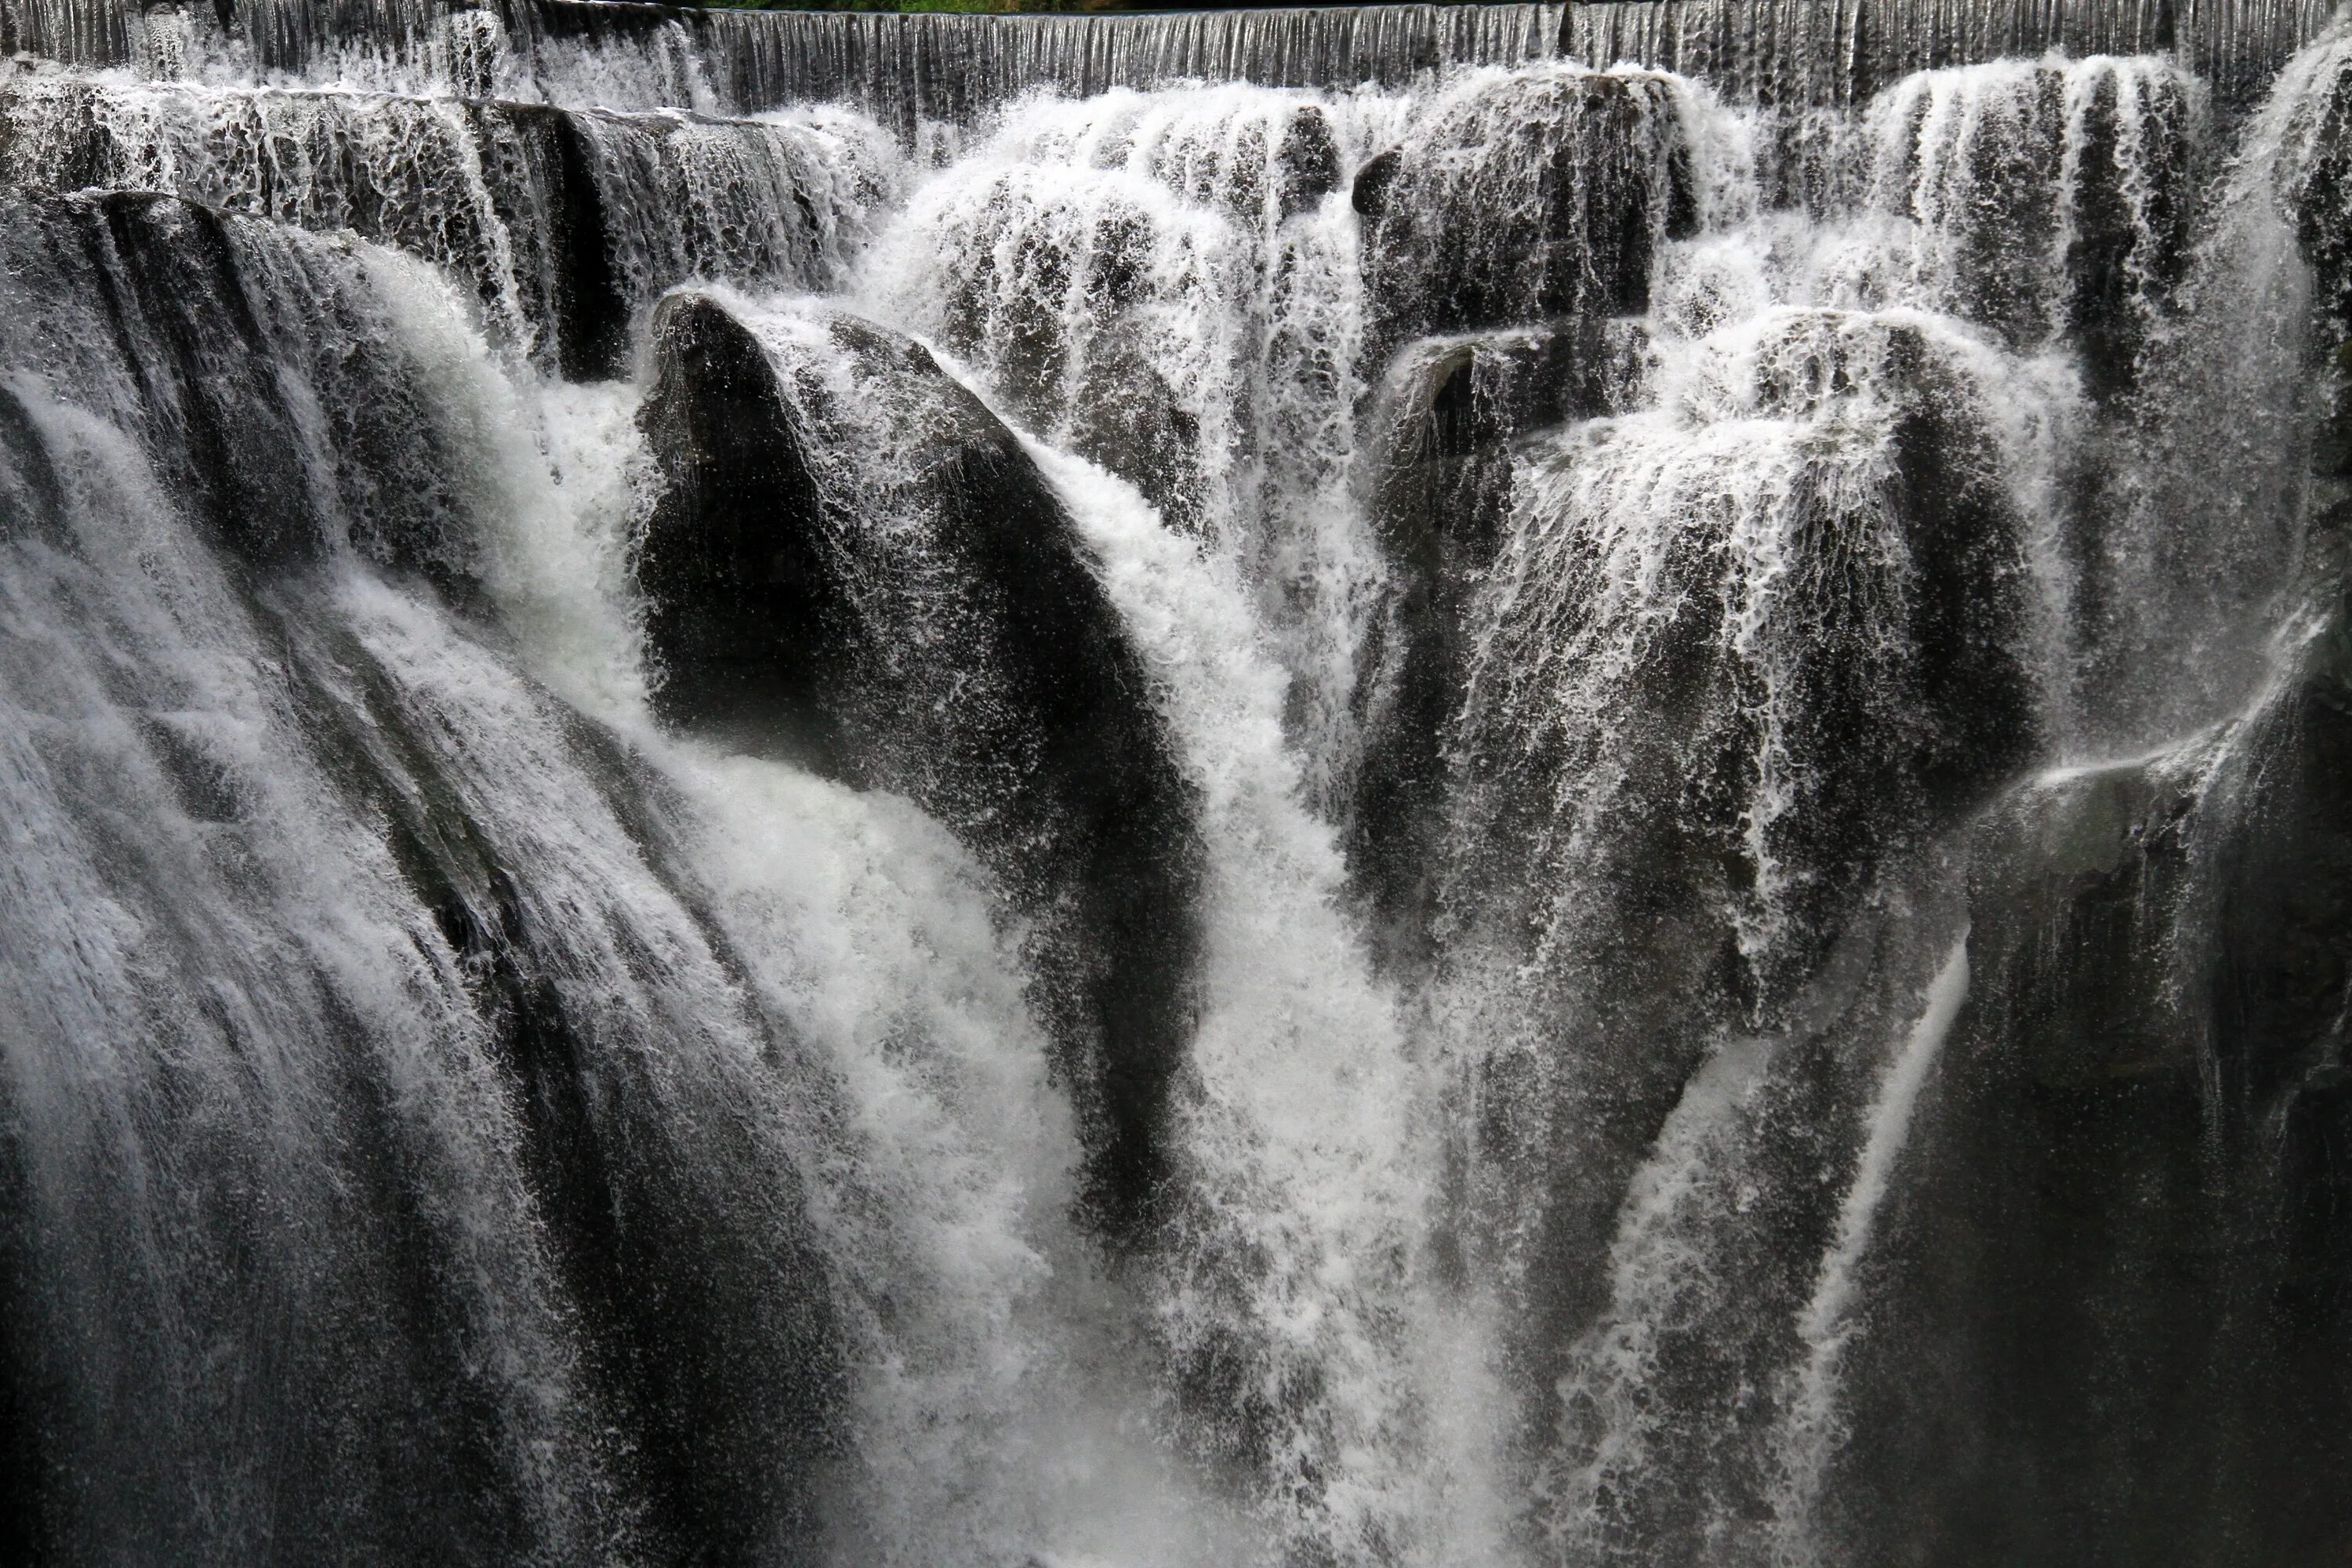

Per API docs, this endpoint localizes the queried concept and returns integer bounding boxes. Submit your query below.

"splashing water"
[6,4,2352,1565]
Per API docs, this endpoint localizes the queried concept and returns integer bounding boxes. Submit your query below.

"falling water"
[5,2,2352,1565]
[1770,931,1970,1555]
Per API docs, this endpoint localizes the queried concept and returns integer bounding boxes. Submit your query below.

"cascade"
[1566,0,2329,109]
[3,3,2352,1566]
[0,75,903,374]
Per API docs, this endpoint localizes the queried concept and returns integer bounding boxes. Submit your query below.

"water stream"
[3,2,2350,1564]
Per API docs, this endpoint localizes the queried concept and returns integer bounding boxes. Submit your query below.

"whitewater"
[2,2,2350,1564]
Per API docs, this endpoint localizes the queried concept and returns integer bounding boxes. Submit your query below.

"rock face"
[1347,315,1650,966]
[633,296,841,755]
[1275,102,1343,219]
[477,100,631,381]
[295,669,846,1568]
[1357,67,1694,358]
[911,169,1216,533]
[2051,62,2202,399]
[0,190,503,589]
[46,191,329,568]
[636,291,1205,1237]
[1831,623,2352,1566]
[1445,311,2041,1023]
[1349,147,1402,217]
[1341,64,1702,971]
[0,191,848,1567]
[1860,58,2202,398]
[1394,309,2047,1456]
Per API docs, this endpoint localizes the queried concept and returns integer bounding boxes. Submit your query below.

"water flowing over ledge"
[5,2,2352,1565]
[1570,0,2335,106]
[537,0,1564,126]
[2,0,1563,126]
[6,0,2335,120]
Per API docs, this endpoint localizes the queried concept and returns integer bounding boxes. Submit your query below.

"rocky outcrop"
[1449,310,2041,1025]
[1809,88,2352,1556]
[28,191,330,567]
[1411,310,2045,1456]
[0,82,615,377]
[0,191,500,588]
[0,188,848,1566]
[1832,625,2352,1566]
[636,291,1205,1239]
[285,626,845,1566]
[1863,58,2201,397]
[1275,101,1342,219]
[1345,314,1650,965]
[1357,67,1694,359]
[472,100,630,381]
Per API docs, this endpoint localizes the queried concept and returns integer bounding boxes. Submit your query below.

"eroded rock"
[636,291,1207,1238]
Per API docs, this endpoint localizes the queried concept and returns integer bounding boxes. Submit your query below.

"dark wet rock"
[1065,330,1203,532]
[1353,314,2038,989]
[0,192,492,588]
[443,4,501,99]
[1876,67,2071,353]
[1861,61,2199,395]
[2,81,555,368]
[1359,71,1694,357]
[1405,313,2044,1473]
[0,379,71,543]
[636,291,1206,1239]
[2292,55,2352,481]
[0,185,845,1566]
[0,80,862,382]
[466,100,629,381]
[927,187,1209,531]
[65,192,326,565]
[1275,102,1341,219]
[1346,314,1650,967]
[1831,619,2352,1566]
[629,295,841,754]
[279,615,844,1566]
[1349,146,1400,217]
[2055,64,2200,399]
[1504,314,2042,981]
[931,174,1087,423]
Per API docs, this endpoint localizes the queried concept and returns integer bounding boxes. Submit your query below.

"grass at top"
[684,2,1392,11]
[691,1,1085,10]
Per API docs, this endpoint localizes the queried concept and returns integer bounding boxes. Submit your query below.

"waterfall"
[0,75,905,375]
[1566,0,2332,110]
[1770,931,1971,1553]
[5,3,2352,1565]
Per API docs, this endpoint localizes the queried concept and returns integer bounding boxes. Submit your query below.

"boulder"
[636,292,1207,1238]
[1831,626,2352,1563]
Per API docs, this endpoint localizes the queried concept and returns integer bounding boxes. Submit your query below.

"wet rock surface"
[5,7,2352,1566]
[637,292,1206,1239]
[1836,627,2352,1566]
[1358,67,1695,357]
[1347,314,1651,964]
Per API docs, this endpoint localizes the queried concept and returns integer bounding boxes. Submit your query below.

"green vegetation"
[689,1,1192,12]
[687,1,1327,12]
